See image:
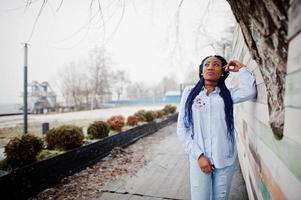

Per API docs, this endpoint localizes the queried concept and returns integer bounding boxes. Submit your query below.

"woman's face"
[202,56,223,82]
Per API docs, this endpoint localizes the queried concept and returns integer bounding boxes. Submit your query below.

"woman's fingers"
[201,164,214,173]
[203,166,213,173]
[198,155,214,173]
[225,60,242,72]
[229,65,236,71]
[224,62,236,72]
[224,65,229,72]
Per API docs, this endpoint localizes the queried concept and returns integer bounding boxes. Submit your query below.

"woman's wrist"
[237,63,246,70]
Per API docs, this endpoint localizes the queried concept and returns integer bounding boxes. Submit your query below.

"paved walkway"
[95,124,249,200]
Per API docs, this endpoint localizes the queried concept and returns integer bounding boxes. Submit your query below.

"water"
[0,103,22,115]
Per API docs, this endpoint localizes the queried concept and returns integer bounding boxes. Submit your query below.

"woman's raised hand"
[198,154,214,173]
[224,60,245,72]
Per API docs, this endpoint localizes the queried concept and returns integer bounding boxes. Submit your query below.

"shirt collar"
[201,86,221,95]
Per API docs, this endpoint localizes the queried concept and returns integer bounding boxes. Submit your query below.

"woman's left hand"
[224,60,245,72]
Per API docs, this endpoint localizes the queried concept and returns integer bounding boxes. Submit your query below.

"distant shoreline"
[0,103,22,116]
[0,113,23,117]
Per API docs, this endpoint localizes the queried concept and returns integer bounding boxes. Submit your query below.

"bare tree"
[112,70,131,101]
[126,82,142,99]
[58,62,91,110]
[194,0,235,57]
[157,76,179,97]
[184,69,199,86]
[126,82,154,99]
[88,46,113,109]
[126,75,179,100]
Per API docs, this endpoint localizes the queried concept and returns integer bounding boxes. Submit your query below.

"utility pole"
[23,43,28,134]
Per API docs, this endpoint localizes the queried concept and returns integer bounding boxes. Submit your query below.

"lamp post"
[23,43,28,134]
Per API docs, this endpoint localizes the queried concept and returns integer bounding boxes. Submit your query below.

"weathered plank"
[242,51,251,65]
[166,158,189,199]
[100,178,125,193]
[242,112,301,183]
[257,139,301,199]
[288,0,301,40]
[127,195,163,200]
[252,67,264,85]
[255,83,268,104]
[287,31,301,74]
[101,154,164,193]
[96,191,132,200]
[176,164,190,200]
[240,45,249,62]
[130,154,171,196]
[284,70,301,108]
[239,101,270,127]
[231,28,245,59]
[284,107,301,146]
[153,155,183,198]
[238,146,260,200]
[134,154,179,197]
[245,58,258,72]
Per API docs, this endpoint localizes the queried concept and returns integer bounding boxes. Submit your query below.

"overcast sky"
[0,0,235,104]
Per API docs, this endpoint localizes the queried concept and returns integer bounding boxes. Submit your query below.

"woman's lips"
[207,71,215,75]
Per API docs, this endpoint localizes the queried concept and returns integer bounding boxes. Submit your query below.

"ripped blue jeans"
[189,155,238,200]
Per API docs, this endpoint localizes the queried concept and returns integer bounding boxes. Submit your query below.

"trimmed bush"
[163,105,177,114]
[0,159,8,170]
[57,125,84,150]
[87,121,110,139]
[154,110,166,118]
[4,134,43,168]
[107,115,125,132]
[45,125,84,150]
[126,115,139,126]
[45,128,59,150]
[144,111,156,122]
[134,110,147,122]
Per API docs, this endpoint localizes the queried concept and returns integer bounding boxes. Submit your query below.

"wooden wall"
[227,1,301,198]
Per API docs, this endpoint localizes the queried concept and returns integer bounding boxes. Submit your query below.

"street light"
[23,43,28,134]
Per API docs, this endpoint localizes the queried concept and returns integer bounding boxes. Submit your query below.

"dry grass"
[0,118,100,148]
[0,119,152,148]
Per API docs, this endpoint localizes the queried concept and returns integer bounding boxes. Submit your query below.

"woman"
[177,55,256,200]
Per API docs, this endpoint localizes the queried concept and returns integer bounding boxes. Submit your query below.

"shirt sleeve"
[229,67,257,104]
[177,87,204,160]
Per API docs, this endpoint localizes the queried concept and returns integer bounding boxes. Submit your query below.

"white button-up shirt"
[177,67,257,168]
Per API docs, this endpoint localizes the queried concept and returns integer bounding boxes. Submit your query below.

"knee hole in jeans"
[218,190,227,199]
